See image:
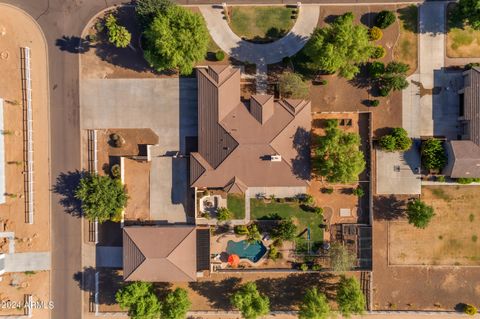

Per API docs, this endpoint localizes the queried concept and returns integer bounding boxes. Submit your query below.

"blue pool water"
[226,240,267,263]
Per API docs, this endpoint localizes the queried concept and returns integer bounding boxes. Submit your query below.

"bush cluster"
[369,26,383,41]
[105,14,131,48]
[371,45,386,59]
[215,50,225,61]
[379,127,412,152]
[375,10,396,29]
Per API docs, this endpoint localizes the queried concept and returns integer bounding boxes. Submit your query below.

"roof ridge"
[166,226,196,259]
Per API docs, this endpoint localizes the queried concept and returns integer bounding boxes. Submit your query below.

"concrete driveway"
[81,78,197,223]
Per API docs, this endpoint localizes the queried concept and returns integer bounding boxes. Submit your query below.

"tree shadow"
[52,170,84,217]
[55,36,91,54]
[324,14,341,24]
[398,5,419,33]
[291,127,311,181]
[360,12,377,28]
[73,266,97,293]
[188,277,241,310]
[373,195,407,220]
[348,63,373,90]
[373,126,393,138]
[255,273,338,310]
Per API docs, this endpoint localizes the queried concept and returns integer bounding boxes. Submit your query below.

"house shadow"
[291,127,311,181]
[52,170,84,217]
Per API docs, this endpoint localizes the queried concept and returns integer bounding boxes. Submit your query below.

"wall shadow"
[188,277,241,310]
[373,195,407,220]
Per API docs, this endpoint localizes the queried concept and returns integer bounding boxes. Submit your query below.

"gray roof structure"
[190,66,311,192]
[444,140,480,178]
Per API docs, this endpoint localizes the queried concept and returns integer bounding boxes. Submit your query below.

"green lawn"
[229,6,296,42]
[250,199,324,243]
[227,194,245,219]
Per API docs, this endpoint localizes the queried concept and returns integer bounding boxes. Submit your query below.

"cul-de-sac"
[1,0,480,318]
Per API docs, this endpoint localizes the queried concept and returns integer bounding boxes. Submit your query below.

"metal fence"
[20,47,34,225]
[87,130,99,243]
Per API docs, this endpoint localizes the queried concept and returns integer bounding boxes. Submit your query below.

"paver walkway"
[199,4,320,92]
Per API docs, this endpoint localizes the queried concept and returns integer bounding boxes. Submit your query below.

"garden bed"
[446,3,480,58]
[228,6,296,43]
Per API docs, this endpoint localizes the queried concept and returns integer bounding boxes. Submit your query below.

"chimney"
[250,95,274,125]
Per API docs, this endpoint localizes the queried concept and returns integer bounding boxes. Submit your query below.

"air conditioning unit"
[270,155,282,162]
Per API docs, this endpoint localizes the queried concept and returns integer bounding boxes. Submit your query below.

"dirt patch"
[123,158,150,221]
[389,186,480,266]
[373,193,480,310]
[394,5,419,73]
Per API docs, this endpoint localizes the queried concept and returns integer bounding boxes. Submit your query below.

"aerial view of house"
[2,0,480,318]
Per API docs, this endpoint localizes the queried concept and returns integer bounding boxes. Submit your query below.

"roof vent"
[270,155,282,162]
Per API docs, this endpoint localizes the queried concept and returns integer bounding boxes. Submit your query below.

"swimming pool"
[226,240,267,263]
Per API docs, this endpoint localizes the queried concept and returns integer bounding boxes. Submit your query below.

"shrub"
[270,218,297,241]
[299,194,315,205]
[217,207,231,221]
[246,224,262,243]
[314,207,324,215]
[369,26,383,41]
[375,10,396,29]
[466,62,480,70]
[320,79,328,85]
[215,50,225,61]
[323,187,334,194]
[436,175,446,182]
[105,14,131,48]
[300,263,309,271]
[268,246,281,261]
[278,72,309,99]
[368,61,385,78]
[273,238,283,248]
[371,99,380,107]
[110,133,124,148]
[421,138,447,171]
[379,86,390,97]
[352,186,365,197]
[110,164,121,178]
[336,276,365,316]
[371,45,386,59]
[464,304,477,316]
[330,242,356,271]
[234,225,248,235]
[457,178,480,184]
[311,264,321,271]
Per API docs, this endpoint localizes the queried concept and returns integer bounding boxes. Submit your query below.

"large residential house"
[444,67,480,178]
[190,65,311,197]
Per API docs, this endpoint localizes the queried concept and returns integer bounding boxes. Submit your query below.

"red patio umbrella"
[228,254,240,268]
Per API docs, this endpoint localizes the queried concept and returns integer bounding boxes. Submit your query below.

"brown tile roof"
[123,226,197,282]
[191,66,311,191]
[444,140,480,178]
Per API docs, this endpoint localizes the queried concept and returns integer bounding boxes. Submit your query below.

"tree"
[313,119,366,183]
[421,138,447,171]
[336,276,365,317]
[216,207,232,221]
[304,12,374,79]
[453,0,480,30]
[143,5,209,75]
[75,173,127,223]
[375,10,396,29]
[231,282,270,319]
[379,127,412,152]
[271,218,297,241]
[464,304,478,316]
[352,186,364,197]
[329,242,356,272]
[376,61,409,95]
[407,199,435,229]
[116,282,161,319]
[135,0,173,28]
[298,287,331,319]
[105,14,131,48]
[246,224,262,243]
[160,288,191,319]
[278,72,309,99]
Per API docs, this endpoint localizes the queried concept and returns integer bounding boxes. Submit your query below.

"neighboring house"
[190,66,311,197]
[123,225,210,282]
[444,67,480,178]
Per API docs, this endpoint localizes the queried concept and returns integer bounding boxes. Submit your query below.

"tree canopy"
[105,14,131,48]
[160,288,191,319]
[231,282,270,319]
[304,12,374,79]
[336,276,366,317]
[313,119,366,183]
[143,5,209,75]
[298,287,331,319]
[379,127,412,152]
[270,218,297,241]
[135,0,173,28]
[329,242,356,272]
[115,282,161,319]
[421,138,447,171]
[75,173,127,223]
[406,199,435,229]
[453,0,480,30]
[375,10,396,29]
[278,72,309,99]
